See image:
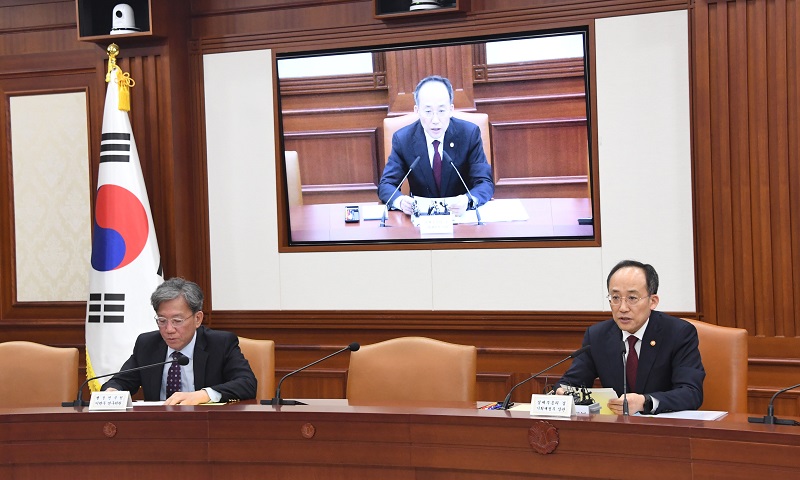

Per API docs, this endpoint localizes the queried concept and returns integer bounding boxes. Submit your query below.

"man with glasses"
[378,75,494,216]
[102,277,256,405]
[556,260,705,414]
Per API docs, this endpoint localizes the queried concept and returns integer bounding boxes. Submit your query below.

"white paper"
[639,410,728,421]
[360,204,387,221]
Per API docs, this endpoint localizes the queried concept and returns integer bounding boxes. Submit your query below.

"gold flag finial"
[104,43,135,112]
[106,43,119,82]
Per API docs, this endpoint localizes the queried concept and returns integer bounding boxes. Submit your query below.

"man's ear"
[649,294,660,311]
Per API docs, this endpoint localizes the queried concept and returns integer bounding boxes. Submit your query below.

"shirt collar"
[622,318,650,342]
[167,330,197,360]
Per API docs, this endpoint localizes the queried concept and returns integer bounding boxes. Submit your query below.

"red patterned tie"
[166,351,184,398]
[432,140,442,191]
[626,336,638,391]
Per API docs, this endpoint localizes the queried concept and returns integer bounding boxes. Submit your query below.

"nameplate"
[88,391,133,411]
[418,214,454,235]
[530,394,575,418]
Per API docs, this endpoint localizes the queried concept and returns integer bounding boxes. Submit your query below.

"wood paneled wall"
[279,48,589,204]
[692,0,800,412]
[2,0,799,414]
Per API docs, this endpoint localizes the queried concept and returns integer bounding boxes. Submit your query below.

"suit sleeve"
[209,335,257,402]
[100,340,145,396]
[557,329,598,389]
[378,131,413,206]
[462,125,494,206]
[650,322,705,413]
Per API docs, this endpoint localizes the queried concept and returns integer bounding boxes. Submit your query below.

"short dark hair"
[151,277,204,313]
[413,75,454,105]
[606,260,659,295]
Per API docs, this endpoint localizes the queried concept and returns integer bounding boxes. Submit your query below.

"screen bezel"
[274,24,601,252]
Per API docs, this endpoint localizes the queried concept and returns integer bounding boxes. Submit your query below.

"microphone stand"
[443,152,483,225]
[500,345,590,410]
[62,356,190,407]
[622,340,629,416]
[380,156,420,227]
[748,382,800,425]
[262,343,360,406]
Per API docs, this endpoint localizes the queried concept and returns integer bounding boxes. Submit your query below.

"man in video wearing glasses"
[557,260,705,415]
[378,75,494,217]
[102,277,256,405]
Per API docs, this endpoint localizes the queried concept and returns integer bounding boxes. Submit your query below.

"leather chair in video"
[237,336,275,401]
[284,150,303,207]
[0,341,79,407]
[685,319,748,413]
[346,336,477,403]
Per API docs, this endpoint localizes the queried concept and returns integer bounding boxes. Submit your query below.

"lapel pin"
[650,340,656,347]
[450,142,454,148]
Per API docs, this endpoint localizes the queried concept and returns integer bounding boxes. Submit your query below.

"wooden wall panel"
[4,0,800,415]
[692,0,800,403]
[277,49,590,204]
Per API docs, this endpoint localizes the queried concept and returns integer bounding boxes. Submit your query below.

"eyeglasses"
[607,294,650,306]
[155,313,195,328]
[419,107,450,119]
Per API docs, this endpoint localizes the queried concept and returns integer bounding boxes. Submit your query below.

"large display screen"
[275,27,596,248]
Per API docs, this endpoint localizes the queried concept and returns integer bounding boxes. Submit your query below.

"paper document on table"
[584,388,618,414]
[453,199,529,224]
[639,410,728,421]
[361,204,387,221]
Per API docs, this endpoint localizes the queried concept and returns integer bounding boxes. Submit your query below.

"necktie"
[166,351,184,398]
[626,336,638,392]
[432,140,442,191]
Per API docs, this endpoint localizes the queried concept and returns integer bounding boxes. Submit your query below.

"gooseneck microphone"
[500,345,590,410]
[442,152,483,225]
[621,340,629,416]
[62,354,191,407]
[262,342,360,406]
[748,382,800,426]
[381,156,420,227]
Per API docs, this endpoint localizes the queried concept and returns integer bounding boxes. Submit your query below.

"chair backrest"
[237,337,275,400]
[284,150,303,207]
[684,319,748,413]
[382,111,492,167]
[0,341,79,407]
[346,336,477,403]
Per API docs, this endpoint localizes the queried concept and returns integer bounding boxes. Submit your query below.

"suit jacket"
[102,325,257,402]
[378,117,494,207]
[558,311,705,413]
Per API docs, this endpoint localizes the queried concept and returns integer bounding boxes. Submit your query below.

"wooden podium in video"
[2,403,800,478]
[289,198,594,243]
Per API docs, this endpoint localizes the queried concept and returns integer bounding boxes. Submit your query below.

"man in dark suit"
[378,75,494,216]
[102,277,256,405]
[557,260,705,414]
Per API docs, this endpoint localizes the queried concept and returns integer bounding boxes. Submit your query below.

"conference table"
[289,198,594,243]
[2,400,799,479]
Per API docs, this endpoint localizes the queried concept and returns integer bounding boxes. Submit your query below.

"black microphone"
[621,340,629,416]
[62,354,190,407]
[748,382,800,425]
[381,156,420,227]
[261,342,360,406]
[443,151,483,225]
[500,345,590,410]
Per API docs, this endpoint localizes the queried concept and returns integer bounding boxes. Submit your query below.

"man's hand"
[447,194,469,216]
[607,393,645,414]
[104,387,118,392]
[164,390,211,406]
[397,195,416,215]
